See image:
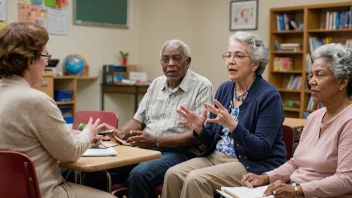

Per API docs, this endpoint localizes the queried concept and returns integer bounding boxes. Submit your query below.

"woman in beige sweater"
[0,22,115,198]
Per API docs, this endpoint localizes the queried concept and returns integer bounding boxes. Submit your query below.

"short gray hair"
[160,39,191,57]
[229,31,269,75]
[312,43,352,98]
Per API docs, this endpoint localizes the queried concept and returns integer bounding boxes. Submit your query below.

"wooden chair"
[282,125,295,160]
[71,110,119,193]
[73,110,119,130]
[0,150,41,198]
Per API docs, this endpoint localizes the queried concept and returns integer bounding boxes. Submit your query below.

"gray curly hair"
[312,43,352,98]
[229,31,270,75]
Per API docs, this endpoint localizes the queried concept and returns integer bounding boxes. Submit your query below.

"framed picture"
[230,0,258,31]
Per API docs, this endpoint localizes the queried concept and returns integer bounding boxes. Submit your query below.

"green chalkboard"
[73,0,129,28]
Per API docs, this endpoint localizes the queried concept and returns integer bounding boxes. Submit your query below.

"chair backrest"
[0,151,41,198]
[282,125,295,160]
[73,110,119,130]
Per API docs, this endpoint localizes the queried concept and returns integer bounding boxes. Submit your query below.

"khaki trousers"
[162,151,247,198]
[64,182,116,198]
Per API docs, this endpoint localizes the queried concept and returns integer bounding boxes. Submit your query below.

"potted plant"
[119,50,129,65]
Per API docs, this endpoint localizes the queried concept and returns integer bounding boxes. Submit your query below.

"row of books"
[308,37,332,55]
[275,14,298,31]
[306,54,312,73]
[273,57,292,71]
[286,75,302,90]
[324,9,352,30]
[346,39,352,48]
[280,43,302,52]
[305,74,311,90]
[274,41,302,52]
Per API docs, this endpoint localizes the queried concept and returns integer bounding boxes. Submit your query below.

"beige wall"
[5,0,351,125]
[139,0,351,91]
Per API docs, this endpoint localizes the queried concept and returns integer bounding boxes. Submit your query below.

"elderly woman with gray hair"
[241,43,352,198]
[162,31,286,198]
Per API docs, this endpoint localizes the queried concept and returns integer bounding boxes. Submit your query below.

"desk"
[101,84,149,112]
[60,145,161,192]
[283,118,306,129]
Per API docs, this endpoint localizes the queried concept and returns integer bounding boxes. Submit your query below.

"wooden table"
[283,118,306,129]
[60,145,161,192]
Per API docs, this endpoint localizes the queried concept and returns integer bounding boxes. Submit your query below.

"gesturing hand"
[177,105,208,134]
[126,130,157,148]
[83,117,104,136]
[205,99,237,131]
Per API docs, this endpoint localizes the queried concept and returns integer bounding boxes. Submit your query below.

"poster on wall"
[18,0,68,35]
[230,0,258,31]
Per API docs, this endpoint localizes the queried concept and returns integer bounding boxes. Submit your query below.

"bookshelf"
[269,2,352,118]
[32,74,99,119]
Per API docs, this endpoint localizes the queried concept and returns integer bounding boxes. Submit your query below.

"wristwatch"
[294,184,300,197]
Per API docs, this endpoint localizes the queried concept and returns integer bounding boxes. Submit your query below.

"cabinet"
[32,74,99,115]
[269,2,352,118]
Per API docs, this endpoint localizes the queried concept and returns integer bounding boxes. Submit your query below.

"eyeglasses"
[41,54,52,62]
[222,52,250,62]
[160,56,187,64]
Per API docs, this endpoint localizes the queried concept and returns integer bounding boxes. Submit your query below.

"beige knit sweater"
[0,76,93,198]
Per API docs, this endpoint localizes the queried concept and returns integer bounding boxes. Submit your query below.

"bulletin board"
[73,0,129,29]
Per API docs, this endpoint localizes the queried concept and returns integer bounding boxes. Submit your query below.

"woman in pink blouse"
[241,43,352,198]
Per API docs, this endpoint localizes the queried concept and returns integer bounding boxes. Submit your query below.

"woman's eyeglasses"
[41,54,52,62]
[222,52,250,62]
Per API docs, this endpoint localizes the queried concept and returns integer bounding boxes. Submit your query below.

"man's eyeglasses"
[160,56,187,64]
[222,52,250,62]
[41,54,52,62]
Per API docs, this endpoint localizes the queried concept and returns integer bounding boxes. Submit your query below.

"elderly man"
[84,39,213,198]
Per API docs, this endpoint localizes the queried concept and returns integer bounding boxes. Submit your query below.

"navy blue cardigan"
[194,76,286,175]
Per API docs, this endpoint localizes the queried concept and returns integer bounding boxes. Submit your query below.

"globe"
[64,55,85,75]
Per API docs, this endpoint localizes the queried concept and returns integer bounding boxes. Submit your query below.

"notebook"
[82,147,118,157]
[114,137,131,146]
[220,185,274,198]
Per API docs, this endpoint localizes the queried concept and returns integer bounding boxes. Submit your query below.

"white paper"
[46,7,68,35]
[0,0,6,21]
[221,185,274,198]
[82,147,118,157]
[129,72,147,81]
[100,142,118,148]
[216,190,233,198]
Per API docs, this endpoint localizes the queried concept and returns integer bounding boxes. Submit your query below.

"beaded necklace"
[234,77,256,102]
[233,85,249,102]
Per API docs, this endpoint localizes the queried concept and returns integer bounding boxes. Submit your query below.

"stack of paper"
[82,147,118,157]
[220,185,274,198]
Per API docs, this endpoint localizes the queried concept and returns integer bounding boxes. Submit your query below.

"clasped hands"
[98,124,157,149]
[241,173,298,198]
[177,99,238,134]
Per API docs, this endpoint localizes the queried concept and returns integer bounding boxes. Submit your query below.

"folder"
[220,185,274,198]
